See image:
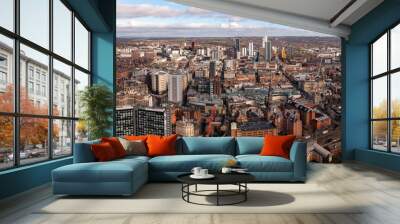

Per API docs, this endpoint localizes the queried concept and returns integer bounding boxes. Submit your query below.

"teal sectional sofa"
[52,137,307,196]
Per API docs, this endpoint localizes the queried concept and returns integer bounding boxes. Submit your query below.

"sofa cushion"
[53,158,147,183]
[91,142,118,161]
[147,135,177,157]
[236,155,293,172]
[101,137,127,158]
[119,138,147,156]
[260,135,296,159]
[178,137,235,155]
[236,137,264,155]
[149,154,235,172]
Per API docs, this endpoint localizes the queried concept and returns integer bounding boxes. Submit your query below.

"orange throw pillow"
[124,135,148,141]
[101,137,126,158]
[91,142,117,162]
[146,135,177,157]
[260,135,296,159]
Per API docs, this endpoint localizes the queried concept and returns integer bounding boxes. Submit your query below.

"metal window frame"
[0,0,92,171]
[370,20,400,155]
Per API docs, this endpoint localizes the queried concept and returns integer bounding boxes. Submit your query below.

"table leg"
[195,184,198,192]
[187,184,190,202]
[245,183,247,201]
[216,184,219,206]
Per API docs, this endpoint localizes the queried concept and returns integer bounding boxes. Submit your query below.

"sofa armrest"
[73,140,100,163]
[289,141,307,182]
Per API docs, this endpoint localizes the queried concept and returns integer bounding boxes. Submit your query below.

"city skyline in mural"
[116,0,342,163]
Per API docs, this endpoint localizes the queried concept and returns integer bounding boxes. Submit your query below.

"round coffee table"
[177,173,255,206]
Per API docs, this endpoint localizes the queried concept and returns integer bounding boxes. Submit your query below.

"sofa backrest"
[177,137,236,155]
[235,137,264,155]
[73,140,100,163]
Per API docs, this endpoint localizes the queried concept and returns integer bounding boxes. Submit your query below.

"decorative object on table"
[225,159,238,168]
[190,167,214,179]
[191,167,202,176]
[221,159,240,173]
[222,167,248,174]
[79,84,113,140]
[177,173,255,206]
[221,167,232,173]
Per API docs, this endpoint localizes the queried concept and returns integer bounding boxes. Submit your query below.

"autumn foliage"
[372,99,400,141]
[0,85,59,151]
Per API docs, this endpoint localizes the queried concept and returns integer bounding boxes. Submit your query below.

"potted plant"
[79,84,113,140]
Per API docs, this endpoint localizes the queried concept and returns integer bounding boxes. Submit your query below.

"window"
[53,59,72,117]
[20,0,49,49]
[74,69,89,118]
[0,71,7,84]
[28,81,34,94]
[0,0,14,32]
[0,55,7,67]
[74,18,90,70]
[53,0,72,60]
[0,1,91,170]
[370,23,400,153]
[0,35,14,113]
[0,116,14,170]
[53,119,72,158]
[28,67,34,80]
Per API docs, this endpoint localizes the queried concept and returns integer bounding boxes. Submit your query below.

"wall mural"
[116,0,342,163]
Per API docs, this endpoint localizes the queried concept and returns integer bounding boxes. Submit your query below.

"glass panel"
[0,35,14,112]
[391,72,400,118]
[53,59,72,117]
[372,76,387,119]
[372,33,387,76]
[20,0,49,49]
[75,120,88,143]
[391,24,400,70]
[0,0,14,31]
[391,120,400,153]
[20,117,49,165]
[53,0,72,60]
[74,18,89,70]
[372,121,388,151]
[74,69,89,118]
[20,44,49,115]
[53,119,72,157]
[0,116,13,170]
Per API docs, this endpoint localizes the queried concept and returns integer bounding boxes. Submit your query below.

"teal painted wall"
[0,0,116,200]
[343,0,400,171]
[91,31,115,135]
[91,0,116,135]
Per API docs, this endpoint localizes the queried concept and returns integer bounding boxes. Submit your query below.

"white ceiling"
[169,0,384,38]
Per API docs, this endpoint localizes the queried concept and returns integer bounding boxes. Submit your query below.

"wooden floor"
[1,162,400,224]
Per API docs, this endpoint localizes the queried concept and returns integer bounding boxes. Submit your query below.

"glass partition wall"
[370,23,400,153]
[0,0,91,170]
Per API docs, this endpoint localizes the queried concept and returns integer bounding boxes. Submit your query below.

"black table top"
[177,172,255,185]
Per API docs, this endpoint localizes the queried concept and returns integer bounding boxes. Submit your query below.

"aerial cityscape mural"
[116,0,342,163]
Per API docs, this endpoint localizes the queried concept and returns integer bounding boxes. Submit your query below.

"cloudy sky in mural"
[117,0,326,37]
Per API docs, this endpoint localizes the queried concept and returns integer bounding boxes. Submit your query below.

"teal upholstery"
[52,138,307,195]
[290,141,307,181]
[73,140,100,163]
[178,137,235,155]
[236,137,264,155]
[52,157,148,195]
[236,155,293,172]
[149,154,234,172]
